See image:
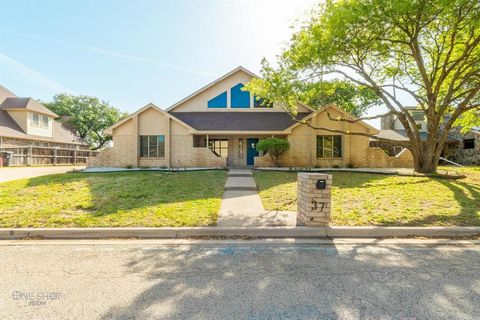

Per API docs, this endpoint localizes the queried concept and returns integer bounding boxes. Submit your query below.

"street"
[0,240,478,319]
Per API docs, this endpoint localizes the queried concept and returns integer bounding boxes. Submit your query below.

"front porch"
[194,134,284,168]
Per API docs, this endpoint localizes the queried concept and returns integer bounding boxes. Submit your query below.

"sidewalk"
[217,169,296,227]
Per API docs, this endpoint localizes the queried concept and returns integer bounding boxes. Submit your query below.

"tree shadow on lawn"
[99,243,480,319]
[14,171,228,226]
[404,178,480,226]
[255,171,480,226]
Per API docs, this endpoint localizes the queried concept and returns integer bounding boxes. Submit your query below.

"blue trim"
[208,91,227,108]
[231,83,250,108]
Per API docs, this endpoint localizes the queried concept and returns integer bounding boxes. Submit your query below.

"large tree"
[44,94,127,150]
[246,0,480,173]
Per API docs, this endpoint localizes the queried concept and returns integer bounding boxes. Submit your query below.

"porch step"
[224,176,257,191]
[227,169,253,177]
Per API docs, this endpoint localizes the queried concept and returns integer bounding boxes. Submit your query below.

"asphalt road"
[0,240,479,319]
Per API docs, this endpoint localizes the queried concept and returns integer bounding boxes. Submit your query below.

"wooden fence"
[0,146,98,166]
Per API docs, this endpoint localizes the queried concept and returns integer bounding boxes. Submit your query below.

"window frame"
[139,135,165,158]
[31,113,40,127]
[41,115,49,129]
[316,135,343,159]
[208,138,228,157]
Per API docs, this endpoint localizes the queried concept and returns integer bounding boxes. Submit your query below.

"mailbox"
[316,179,327,189]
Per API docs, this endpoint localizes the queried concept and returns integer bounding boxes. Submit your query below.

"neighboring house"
[89,66,413,168]
[380,107,480,165]
[0,85,88,149]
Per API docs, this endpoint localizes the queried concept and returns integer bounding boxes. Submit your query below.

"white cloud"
[0,52,75,94]
[81,46,218,77]
[0,28,218,77]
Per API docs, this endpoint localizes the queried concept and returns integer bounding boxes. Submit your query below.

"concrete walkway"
[0,166,84,183]
[217,169,296,227]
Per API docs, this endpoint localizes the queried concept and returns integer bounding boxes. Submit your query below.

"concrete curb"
[0,226,478,240]
[326,226,480,238]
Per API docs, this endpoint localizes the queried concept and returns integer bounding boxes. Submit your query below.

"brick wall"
[297,173,332,226]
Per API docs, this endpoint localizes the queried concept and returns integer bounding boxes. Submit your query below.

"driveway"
[0,240,478,319]
[0,166,84,183]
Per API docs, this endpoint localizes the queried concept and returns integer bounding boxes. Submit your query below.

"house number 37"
[311,200,325,211]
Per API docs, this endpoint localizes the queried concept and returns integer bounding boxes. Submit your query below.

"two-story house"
[89,66,413,168]
[380,107,479,165]
[0,85,88,149]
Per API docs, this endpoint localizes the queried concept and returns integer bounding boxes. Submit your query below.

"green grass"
[0,170,227,227]
[254,166,480,226]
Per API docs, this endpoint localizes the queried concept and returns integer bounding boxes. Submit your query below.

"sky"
[0,0,388,128]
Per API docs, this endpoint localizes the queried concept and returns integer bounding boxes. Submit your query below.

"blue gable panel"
[231,83,250,108]
[208,91,227,108]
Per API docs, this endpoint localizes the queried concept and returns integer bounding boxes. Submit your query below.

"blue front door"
[246,138,259,166]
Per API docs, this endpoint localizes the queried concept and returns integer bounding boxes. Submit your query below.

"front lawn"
[0,170,227,227]
[254,167,480,226]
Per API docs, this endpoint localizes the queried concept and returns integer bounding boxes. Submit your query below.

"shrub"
[256,138,290,167]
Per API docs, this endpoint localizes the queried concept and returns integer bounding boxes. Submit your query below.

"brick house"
[89,67,413,168]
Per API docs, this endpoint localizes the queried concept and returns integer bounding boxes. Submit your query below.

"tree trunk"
[412,147,440,174]
[415,154,438,173]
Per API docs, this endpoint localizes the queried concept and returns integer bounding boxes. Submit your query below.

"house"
[380,107,480,165]
[89,66,413,168]
[0,85,88,149]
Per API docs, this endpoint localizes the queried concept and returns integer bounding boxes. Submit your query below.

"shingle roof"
[0,110,86,145]
[396,130,460,142]
[0,85,86,145]
[372,130,410,141]
[169,112,311,131]
[0,97,58,117]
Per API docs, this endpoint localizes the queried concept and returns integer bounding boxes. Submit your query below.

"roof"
[372,130,410,141]
[103,103,194,135]
[0,85,16,102]
[0,84,86,145]
[0,97,58,117]
[395,130,460,143]
[169,112,311,131]
[0,109,86,145]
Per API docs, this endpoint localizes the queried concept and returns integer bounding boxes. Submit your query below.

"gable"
[167,66,312,113]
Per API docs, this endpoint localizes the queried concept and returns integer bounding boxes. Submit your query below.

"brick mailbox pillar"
[297,173,332,226]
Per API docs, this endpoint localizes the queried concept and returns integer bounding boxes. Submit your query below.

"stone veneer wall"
[443,129,480,165]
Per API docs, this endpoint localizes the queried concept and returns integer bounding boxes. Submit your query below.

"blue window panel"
[208,91,227,108]
[231,83,250,108]
[253,95,273,108]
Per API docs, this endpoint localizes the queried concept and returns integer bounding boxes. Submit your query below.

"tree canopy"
[245,0,480,173]
[44,94,127,150]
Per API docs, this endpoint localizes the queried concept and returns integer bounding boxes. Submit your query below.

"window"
[193,135,207,147]
[41,115,49,128]
[238,138,244,157]
[32,113,40,126]
[411,111,425,121]
[463,139,475,150]
[139,135,165,158]
[208,139,228,157]
[230,83,250,108]
[317,135,342,158]
[254,96,273,108]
